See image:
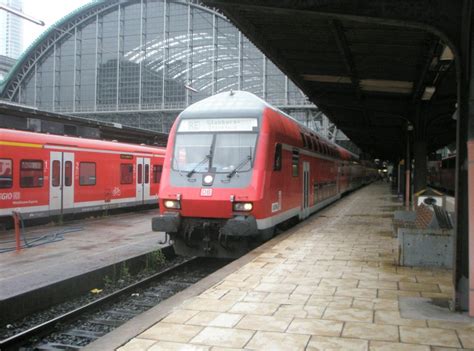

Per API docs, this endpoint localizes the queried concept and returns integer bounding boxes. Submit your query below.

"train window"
[447,158,455,169]
[292,150,299,177]
[137,164,143,184]
[65,161,72,186]
[300,133,307,148]
[0,159,13,189]
[153,165,163,183]
[79,162,96,186]
[52,161,60,187]
[20,160,44,188]
[274,143,282,171]
[120,164,133,184]
[145,164,150,184]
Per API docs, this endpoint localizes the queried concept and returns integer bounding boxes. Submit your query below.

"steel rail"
[0,256,197,350]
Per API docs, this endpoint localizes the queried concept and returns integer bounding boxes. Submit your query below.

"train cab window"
[0,159,13,189]
[120,164,133,184]
[137,164,143,184]
[52,161,60,187]
[153,165,163,183]
[79,162,96,186]
[65,161,72,186]
[274,143,282,171]
[292,149,299,177]
[20,160,44,188]
[145,164,150,184]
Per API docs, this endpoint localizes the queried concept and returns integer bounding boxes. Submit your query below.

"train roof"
[180,90,269,118]
[180,91,358,161]
[0,128,166,156]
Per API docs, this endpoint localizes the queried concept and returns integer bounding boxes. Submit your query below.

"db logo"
[200,188,213,197]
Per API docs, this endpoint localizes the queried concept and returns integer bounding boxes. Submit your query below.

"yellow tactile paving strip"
[118,184,474,350]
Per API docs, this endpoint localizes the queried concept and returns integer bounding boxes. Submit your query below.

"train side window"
[20,160,44,188]
[137,164,143,184]
[292,149,299,177]
[153,165,163,183]
[274,143,282,171]
[448,158,455,169]
[79,162,96,186]
[0,159,13,189]
[52,160,60,187]
[300,133,307,148]
[120,164,133,184]
[65,161,72,186]
[145,164,150,184]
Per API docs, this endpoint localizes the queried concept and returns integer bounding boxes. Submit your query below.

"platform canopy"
[203,0,464,159]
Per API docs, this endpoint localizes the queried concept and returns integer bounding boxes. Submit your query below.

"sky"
[22,0,91,50]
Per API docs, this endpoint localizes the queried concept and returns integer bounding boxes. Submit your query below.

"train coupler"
[202,222,212,254]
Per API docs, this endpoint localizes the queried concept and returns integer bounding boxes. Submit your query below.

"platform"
[0,210,166,308]
[84,183,474,350]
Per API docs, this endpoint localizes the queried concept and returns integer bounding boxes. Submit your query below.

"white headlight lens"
[164,200,180,209]
[233,202,253,211]
[203,175,213,184]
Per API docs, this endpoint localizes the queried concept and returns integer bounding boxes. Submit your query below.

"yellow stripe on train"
[0,141,43,148]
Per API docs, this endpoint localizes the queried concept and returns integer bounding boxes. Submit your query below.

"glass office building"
[0,0,317,132]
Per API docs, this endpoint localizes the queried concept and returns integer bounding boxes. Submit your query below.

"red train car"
[0,129,165,220]
[152,91,376,258]
[428,155,455,193]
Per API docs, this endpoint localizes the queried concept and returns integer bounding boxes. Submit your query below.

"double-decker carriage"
[152,91,375,258]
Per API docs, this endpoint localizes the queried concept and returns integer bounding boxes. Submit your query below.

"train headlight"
[233,202,253,211]
[164,200,181,209]
[203,175,214,185]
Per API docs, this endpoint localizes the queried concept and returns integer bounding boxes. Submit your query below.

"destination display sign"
[178,118,258,132]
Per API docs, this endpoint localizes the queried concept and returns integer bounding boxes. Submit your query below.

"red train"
[427,155,455,193]
[152,91,377,257]
[0,129,165,220]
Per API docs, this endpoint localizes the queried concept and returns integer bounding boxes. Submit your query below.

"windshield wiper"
[187,154,211,178]
[226,155,252,179]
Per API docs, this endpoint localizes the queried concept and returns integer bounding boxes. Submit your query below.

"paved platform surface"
[112,184,474,350]
[0,210,166,301]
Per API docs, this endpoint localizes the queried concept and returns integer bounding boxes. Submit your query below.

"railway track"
[0,257,229,350]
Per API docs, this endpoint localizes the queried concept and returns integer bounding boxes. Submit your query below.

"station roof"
[0,101,168,146]
[203,0,460,159]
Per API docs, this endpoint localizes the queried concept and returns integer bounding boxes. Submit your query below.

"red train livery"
[427,155,455,193]
[0,129,165,220]
[152,91,376,257]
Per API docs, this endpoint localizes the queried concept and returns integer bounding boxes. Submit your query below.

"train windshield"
[173,133,257,174]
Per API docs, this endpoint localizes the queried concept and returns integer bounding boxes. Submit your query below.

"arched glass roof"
[0,0,316,132]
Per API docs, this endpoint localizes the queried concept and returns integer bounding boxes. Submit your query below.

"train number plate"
[200,188,213,197]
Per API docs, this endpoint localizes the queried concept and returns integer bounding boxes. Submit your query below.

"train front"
[152,91,266,258]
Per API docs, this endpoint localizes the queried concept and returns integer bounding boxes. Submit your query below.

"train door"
[136,157,151,203]
[49,152,75,213]
[302,161,310,219]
